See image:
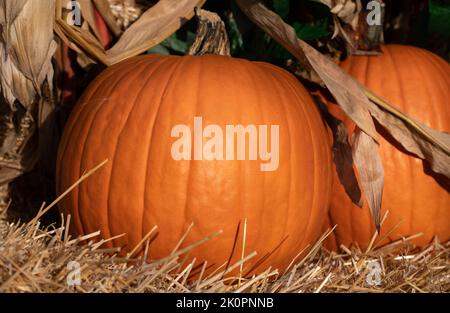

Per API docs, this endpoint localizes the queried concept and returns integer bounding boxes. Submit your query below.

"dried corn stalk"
[55,0,206,67]
[0,1,57,196]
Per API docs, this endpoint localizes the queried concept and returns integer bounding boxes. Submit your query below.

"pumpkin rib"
[184,56,203,243]
[405,47,440,131]
[237,61,272,257]
[416,48,450,101]
[125,56,180,248]
[143,56,187,248]
[275,73,295,258]
[259,62,325,252]
[253,63,299,254]
[255,64,292,258]
[56,61,126,217]
[237,59,256,254]
[95,60,158,245]
[80,58,152,243]
[71,60,147,238]
[289,70,326,251]
[242,60,267,247]
[287,80,320,252]
[415,48,450,130]
[103,57,172,248]
[395,46,419,238]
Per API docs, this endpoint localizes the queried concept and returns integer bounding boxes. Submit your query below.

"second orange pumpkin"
[325,45,450,250]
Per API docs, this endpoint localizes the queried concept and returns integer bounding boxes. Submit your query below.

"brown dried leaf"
[0,44,34,106]
[0,0,28,47]
[319,100,362,207]
[365,90,450,177]
[106,0,206,64]
[56,0,205,66]
[0,0,56,183]
[54,18,106,64]
[76,0,103,43]
[1,0,56,107]
[352,129,384,230]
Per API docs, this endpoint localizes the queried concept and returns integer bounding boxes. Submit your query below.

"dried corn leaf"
[365,90,450,177]
[76,0,104,43]
[0,0,56,107]
[106,0,206,64]
[236,0,384,228]
[320,102,363,207]
[352,128,384,230]
[0,0,28,47]
[0,44,34,106]
[56,0,206,66]
[0,0,56,184]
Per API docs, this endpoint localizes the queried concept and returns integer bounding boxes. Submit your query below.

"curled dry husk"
[0,0,57,185]
[55,0,207,66]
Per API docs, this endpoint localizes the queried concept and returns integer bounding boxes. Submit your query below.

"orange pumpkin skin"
[325,45,450,250]
[56,54,332,274]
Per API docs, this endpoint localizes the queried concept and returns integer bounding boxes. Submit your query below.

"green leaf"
[147,45,170,55]
[293,18,330,41]
[273,0,290,19]
[429,0,450,39]
[163,34,189,54]
[227,12,244,55]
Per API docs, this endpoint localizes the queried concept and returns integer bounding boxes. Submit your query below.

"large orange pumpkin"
[56,54,332,274]
[325,45,450,250]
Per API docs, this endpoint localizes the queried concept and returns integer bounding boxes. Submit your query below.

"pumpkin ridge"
[184,56,208,246]
[84,58,152,242]
[253,63,300,253]
[56,73,105,220]
[261,63,325,252]
[143,56,187,248]
[286,70,321,251]
[99,60,158,244]
[261,65,293,259]
[57,61,130,199]
[408,47,439,130]
[104,57,173,248]
[415,49,450,130]
[242,60,266,246]
[392,48,420,237]
[72,60,148,239]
